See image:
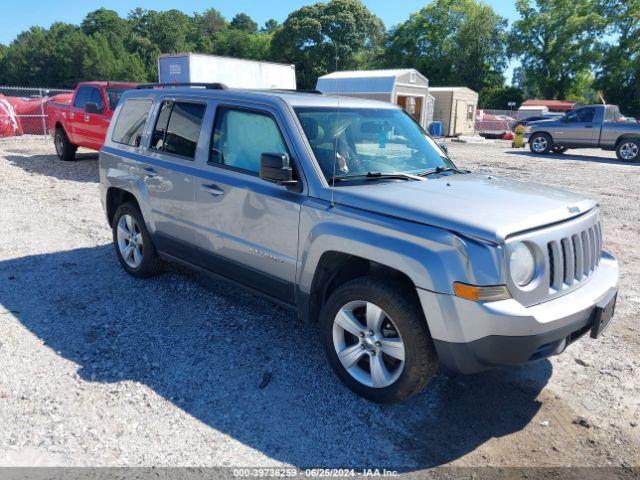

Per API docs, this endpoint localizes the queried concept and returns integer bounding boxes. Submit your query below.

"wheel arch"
[106,187,141,227]
[615,134,640,148]
[54,121,70,135]
[530,130,553,140]
[304,251,420,325]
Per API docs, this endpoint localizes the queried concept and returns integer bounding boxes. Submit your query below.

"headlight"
[524,126,532,134]
[509,242,536,286]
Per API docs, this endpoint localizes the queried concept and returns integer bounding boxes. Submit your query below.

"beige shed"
[430,87,479,137]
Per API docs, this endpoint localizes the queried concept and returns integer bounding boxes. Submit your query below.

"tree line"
[0,0,637,112]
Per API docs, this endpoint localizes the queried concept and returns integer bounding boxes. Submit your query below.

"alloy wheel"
[620,142,639,161]
[532,136,548,153]
[332,300,405,388]
[116,214,143,269]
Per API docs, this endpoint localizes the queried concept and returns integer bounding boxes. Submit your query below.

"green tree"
[130,9,192,54]
[81,8,130,39]
[190,9,228,54]
[272,0,385,88]
[262,19,279,33]
[230,13,258,33]
[385,0,508,95]
[593,0,640,115]
[1,26,56,85]
[479,85,525,109]
[509,0,607,99]
[217,29,271,60]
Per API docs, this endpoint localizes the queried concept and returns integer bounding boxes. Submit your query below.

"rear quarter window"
[111,98,153,147]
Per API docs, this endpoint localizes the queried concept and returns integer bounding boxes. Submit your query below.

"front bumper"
[418,250,619,373]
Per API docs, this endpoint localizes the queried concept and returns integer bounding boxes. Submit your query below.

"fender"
[100,147,157,234]
[295,199,504,320]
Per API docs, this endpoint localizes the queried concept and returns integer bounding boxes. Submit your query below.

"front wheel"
[320,276,438,403]
[529,133,553,154]
[54,128,77,161]
[616,139,640,162]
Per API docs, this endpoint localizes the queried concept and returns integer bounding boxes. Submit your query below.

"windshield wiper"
[331,171,426,183]
[418,166,470,177]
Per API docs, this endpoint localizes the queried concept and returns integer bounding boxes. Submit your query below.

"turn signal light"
[453,282,510,302]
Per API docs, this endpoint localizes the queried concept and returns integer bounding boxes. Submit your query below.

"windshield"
[106,88,128,110]
[294,107,453,183]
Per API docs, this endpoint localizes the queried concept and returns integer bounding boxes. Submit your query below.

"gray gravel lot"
[0,136,638,469]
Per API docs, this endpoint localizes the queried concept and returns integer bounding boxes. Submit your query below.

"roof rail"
[270,88,324,95]
[136,82,228,90]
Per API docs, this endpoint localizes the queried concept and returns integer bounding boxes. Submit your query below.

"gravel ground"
[0,136,638,470]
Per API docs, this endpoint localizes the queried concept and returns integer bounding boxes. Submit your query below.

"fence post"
[39,88,47,138]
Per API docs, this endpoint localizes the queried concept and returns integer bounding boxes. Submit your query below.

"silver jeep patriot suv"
[99,84,619,403]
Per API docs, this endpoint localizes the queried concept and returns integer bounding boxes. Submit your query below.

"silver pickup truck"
[525,104,640,162]
[99,84,619,403]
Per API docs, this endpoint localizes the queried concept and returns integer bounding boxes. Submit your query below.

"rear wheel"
[529,133,552,154]
[616,139,640,162]
[54,128,77,161]
[320,276,438,403]
[112,202,163,278]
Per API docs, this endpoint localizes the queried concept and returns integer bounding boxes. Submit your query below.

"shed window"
[409,71,417,84]
[467,104,475,121]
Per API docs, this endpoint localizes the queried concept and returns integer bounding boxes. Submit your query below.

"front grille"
[547,221,602,291]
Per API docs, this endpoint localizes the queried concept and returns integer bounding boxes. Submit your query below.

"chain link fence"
[0,86,73,138]
[475,108,518,137]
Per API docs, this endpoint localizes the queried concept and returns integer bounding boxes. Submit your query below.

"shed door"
[397,95,423,124]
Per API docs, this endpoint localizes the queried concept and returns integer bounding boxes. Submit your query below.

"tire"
[529,133,553,154]
[320,276,438,403]
[112,202,163,278]
[54,127,77,161]
[552,146,568,154]
[616,139,640,163]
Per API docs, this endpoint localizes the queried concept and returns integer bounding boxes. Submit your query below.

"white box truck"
[158,53,297,90]
[517,105,549,120]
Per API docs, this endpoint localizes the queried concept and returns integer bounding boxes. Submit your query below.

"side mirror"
[439,143,448,155]
[85,102,102,114]
[260,153,298,187]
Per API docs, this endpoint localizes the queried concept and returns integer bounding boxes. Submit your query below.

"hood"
[528,118,562,127]
[330,173,596,243]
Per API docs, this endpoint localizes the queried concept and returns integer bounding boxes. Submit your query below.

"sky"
[0,0,521,79]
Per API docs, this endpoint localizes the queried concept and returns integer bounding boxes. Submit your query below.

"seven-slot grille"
[547,221,602,291]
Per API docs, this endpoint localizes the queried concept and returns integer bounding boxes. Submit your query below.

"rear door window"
[150,100,206,159]
[111,98,153,147]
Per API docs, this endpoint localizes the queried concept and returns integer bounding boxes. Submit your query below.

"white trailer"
[158,53,297,90]
[517,105,549,120]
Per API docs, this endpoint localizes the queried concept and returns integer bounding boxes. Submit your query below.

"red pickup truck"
[48,81,138,160]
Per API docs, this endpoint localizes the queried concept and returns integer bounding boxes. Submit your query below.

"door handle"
[584,125,593,128]
[84,115,90,122]
[201,184,224,196]
[143,166,158,178]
